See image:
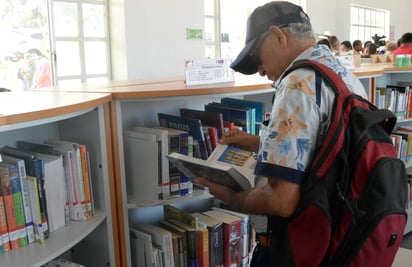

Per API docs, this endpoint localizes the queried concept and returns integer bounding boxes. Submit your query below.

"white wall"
[309,0,412,42]
[110,0,204,80]
[109,0,412,80]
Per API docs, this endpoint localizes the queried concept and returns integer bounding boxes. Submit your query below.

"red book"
[208,127,218,150]
[0,165,20,250]
[0,181,10,252]
[203,209,242,267]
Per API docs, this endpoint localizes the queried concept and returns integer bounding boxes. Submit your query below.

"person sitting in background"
[340,40,353,55]
[391,32,412,57]
[386,41,398,53]
[363,40,372,54]
[327,35,340,55]
[352,40,363,55]
[317,38,331,49]
[362,43,378,58]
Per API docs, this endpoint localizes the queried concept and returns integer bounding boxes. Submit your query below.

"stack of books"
[130,204,255,267]
[124,97,265,203]
[0,139,94,255]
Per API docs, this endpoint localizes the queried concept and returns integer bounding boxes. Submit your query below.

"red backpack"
[266,60,408,267]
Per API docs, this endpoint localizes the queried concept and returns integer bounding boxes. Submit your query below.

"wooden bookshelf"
[0,91,119,267]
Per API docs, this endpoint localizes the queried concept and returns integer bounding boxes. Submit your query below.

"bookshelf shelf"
[0,92,118,267]
[127,187,213,209]
[1,210,106,267]
[104,79,272,267]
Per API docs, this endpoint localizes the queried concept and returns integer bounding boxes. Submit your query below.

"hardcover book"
[0,146,49,239]
[130,227,154,267]
[44,140,92,220]
[192,212,224,267]
[0,164,21,249]
[1,154,35,244]
[3,163,29,247]
[158,113,209,160]
[166,144,256,192]
[205,102,255,135]
[136,223,175,267]
[123,131,162,202]
[220,97,265,135]
[179,108,225,139]
[0,182,9,253]
[127,127,171,200]
[203,209,242,267]
[212,207,251,267]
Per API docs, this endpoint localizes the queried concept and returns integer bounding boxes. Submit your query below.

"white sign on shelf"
[184,58,235,86]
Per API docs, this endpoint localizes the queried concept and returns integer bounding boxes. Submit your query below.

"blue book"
[221,97,266,135]
[205,102,255,135]
[158,113,208,160]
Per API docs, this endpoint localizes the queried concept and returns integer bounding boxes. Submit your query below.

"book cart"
[0,92,119,267]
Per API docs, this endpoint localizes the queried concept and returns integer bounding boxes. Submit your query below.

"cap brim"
[230,37,260,75]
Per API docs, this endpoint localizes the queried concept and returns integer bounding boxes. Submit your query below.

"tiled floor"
[401,232,412,250]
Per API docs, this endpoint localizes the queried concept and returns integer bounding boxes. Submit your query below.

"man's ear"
[269,25,288,48]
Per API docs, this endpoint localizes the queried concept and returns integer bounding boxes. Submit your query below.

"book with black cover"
[179,108,225,138]
[205,102,255,134]
[158,113,209,160]
[166,144,256,192]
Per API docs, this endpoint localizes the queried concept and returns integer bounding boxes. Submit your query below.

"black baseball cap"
[230,1,311,75]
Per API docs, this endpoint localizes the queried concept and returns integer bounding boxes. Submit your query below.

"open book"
[166,144,256,191]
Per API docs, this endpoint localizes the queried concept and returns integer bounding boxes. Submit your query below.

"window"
[205,0,303,60]
[350,4,389,43]
[50,0,111,86]
[0,0,110,91]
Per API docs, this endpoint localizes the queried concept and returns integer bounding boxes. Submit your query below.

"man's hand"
[220,129,260,152]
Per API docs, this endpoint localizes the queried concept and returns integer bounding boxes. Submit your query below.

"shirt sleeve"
[254,69,323,184]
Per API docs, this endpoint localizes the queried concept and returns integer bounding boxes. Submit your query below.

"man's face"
[256,31,285,82]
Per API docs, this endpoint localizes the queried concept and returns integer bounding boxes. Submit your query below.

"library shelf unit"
[98,76,273,267]
[0,91,119,267]
[355,64,412,235]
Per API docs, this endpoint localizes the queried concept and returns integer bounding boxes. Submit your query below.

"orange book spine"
[0,194,10,252]
[0,166,20,250]
[79,145,93,219]
[197,228,210,267]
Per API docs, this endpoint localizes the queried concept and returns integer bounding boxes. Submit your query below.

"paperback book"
[166,144,256,192]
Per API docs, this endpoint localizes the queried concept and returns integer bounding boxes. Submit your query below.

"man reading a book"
[193,1,367,266]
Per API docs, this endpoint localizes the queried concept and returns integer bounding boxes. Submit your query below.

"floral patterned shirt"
[254,45,367,184]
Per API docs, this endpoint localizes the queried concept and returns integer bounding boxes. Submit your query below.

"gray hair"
[281,23,315,40]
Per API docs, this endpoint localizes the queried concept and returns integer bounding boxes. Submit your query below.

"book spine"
[15,159,35,243]
[34,159,49,239]
[0,189,10,252]
[179,135,192,196]
[9,165,29,247]
[27,176,46,243]
[0,166,20,250]
[223,222,242,267]
[210,224,224,267]
[66,151,83,220]
[197,228,210,267]
[74,148,87,220]
[208,127,218,150]
[79,145,93,219]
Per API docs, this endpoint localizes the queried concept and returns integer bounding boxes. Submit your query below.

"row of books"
[374,83,412,120]
[0,139,94,255]
[391,126,412,165]
[407,175,412,210]
[130,204,255,267]
[125,97,265,202]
